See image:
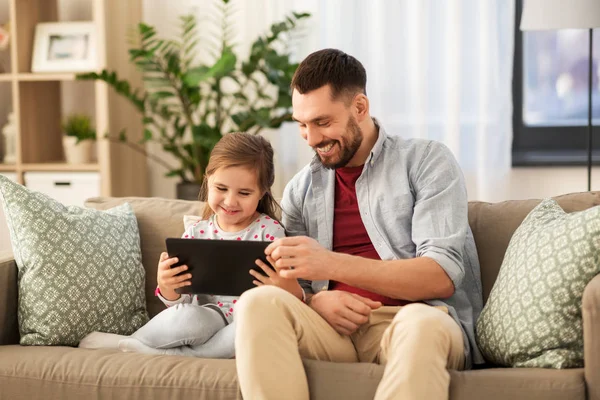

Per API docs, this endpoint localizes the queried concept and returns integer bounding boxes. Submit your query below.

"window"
[512,0,600,166]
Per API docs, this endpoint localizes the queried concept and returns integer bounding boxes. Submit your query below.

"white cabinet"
[24,172,100,207]
[0,173,17,182]
[0,0,148,198]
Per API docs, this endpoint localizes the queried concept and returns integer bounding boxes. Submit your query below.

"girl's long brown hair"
[198,132,281,221]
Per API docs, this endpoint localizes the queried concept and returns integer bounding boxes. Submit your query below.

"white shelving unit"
[0,0,149,198]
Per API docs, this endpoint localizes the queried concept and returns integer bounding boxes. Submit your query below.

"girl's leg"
[78,332,128,349]
[131,303,226,348]
[163,321,236,358]
[120,320,236,359]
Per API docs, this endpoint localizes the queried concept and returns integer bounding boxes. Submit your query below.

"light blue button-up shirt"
[281,121,484,367]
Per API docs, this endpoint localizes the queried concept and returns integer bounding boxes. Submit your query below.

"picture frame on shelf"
[31,22,97,73]
[0,23,9,50]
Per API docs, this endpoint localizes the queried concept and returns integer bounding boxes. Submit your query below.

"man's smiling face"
[292,85,364,169]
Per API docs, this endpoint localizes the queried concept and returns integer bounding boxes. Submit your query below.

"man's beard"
[315,117,363,169]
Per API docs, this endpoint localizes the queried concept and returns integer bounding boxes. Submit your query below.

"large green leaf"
[184,66,211,86]
[192,123,222,149]
[76,6,310,183]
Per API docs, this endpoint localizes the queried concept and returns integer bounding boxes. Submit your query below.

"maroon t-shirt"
[331,166,410,306]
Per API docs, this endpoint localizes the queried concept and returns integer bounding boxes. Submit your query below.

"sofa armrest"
[0,251,19,345]
[584,273,600,400]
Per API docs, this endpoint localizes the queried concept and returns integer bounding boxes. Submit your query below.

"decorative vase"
[1,112,16,164]
[176,181,202,201]
[63,136,94,164]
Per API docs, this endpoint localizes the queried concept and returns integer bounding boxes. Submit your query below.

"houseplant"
[62,114,96,164]
[77,0,309,199]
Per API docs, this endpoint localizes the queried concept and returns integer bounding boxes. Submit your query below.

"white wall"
[140,0,598,204]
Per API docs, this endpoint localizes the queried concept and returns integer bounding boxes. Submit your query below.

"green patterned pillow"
[0,175,148,346]
[476,199,600,368]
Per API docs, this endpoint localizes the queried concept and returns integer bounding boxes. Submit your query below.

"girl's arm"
[155,286,194,307]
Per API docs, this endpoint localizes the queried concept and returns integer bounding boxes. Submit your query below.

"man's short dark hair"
[291,48,367,102]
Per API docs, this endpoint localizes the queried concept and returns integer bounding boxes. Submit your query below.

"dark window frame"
[512,0,600,166]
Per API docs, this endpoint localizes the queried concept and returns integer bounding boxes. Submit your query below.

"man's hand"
[309,290,382,335]
[250,256,304,300]
[265,236,339,281]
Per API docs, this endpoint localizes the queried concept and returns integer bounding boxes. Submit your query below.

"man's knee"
[390,303,450,338]
[237,285,294,318]
[379,304,457,365]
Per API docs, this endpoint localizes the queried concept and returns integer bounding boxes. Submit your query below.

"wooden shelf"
[16,73,88,82]
[21,163,100,172]
[0,0,149,198]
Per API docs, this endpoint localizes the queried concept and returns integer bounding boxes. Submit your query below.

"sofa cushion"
[85,197,203,317]
[0,345,240,399]
[0,176,148,346]
[0,345,586,400]
[476,199,600,368]
[467,191,600,303]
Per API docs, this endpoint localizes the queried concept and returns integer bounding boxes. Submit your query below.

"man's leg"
[375,303,465,400]
[235,286,358,400]
[351,306,402,363]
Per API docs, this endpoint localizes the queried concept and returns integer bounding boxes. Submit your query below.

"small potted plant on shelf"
[62,114,96,164]
[77,0,309,199]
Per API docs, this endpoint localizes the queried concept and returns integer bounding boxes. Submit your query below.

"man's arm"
[275,142,468,302]
[273,238,453,301]
[336,256,455,300]
[280,175,313,297]
[324,254,454,300]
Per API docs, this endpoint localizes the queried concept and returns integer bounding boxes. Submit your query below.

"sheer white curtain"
[144,0,516,201]
[241,0,516,202]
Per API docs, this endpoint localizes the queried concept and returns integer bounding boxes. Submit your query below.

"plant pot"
[176,181,202,200]
[63,136,94,164]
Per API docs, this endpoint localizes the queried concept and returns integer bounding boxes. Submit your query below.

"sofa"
[0,193,599,400]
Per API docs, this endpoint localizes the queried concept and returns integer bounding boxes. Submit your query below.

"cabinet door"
[24,171,100,207]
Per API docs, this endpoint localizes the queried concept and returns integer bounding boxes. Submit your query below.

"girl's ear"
[258,191,267,206]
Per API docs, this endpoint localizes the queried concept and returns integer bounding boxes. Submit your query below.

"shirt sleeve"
[270,219,286,240]
[410,141,468,289]
[181,224,195,239]
[281,179,308,237]
[156,289,194,307]
[281,179,313,295]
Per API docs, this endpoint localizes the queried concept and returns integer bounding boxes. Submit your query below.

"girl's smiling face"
[207,166,263,232]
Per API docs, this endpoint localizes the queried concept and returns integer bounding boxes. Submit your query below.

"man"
[235,48,484,400]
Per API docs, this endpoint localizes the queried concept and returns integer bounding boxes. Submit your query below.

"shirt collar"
[368,117,387,166]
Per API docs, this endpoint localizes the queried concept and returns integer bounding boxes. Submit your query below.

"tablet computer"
[165,238,270,296]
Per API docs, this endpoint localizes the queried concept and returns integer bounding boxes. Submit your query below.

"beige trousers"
[235,286,465,400]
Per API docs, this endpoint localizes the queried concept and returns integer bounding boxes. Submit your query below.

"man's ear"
[353,94,369,122]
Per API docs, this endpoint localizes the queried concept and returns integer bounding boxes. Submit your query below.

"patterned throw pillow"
[0,175,148,346]
[476,199,600,368]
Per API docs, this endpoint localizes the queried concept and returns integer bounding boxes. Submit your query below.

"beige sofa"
[0,193,599,400]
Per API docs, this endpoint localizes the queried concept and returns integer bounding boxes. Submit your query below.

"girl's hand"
[250,256,304,300]
[157,252,192,301]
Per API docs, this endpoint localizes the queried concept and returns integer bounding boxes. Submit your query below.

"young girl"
[79,132,304,358]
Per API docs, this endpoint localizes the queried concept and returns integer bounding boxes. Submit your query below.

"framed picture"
[31,22,97,73]
[0,24,9,50]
